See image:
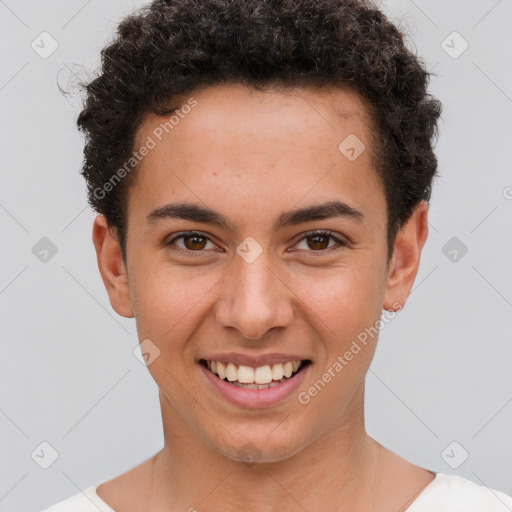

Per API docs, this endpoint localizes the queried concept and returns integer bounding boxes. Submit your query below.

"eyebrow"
[146,200,366,231]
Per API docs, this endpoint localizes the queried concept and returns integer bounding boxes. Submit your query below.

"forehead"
[128,83,386,233]
[136,83,374,147]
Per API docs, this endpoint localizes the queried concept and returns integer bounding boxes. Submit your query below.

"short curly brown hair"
[77,0,442,264]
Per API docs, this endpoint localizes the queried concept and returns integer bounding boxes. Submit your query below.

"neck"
[150,384,382,512]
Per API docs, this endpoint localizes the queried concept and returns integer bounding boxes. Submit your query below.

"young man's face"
[94,83,427,462]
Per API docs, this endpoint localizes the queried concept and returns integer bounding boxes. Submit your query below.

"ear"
[383,200,429,312]
[92,214,134,318]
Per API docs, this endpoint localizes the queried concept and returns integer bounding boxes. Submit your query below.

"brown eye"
[294,230,346,252]
[166,231,216,252]
[306,234,331,250]
[182,234,207,250]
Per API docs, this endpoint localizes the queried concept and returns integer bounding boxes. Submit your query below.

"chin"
[212,431,308,465]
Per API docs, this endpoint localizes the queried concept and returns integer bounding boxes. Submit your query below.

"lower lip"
[199,362,310,409]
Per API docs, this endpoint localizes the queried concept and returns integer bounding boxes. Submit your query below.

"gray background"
[1,0,511,510]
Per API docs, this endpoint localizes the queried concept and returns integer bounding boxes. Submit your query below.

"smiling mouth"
[200,359,312,389]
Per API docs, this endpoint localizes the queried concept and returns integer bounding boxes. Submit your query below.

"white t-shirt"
[41,473,512,512]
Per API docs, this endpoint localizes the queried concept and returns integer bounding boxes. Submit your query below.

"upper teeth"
[206,360,302,384]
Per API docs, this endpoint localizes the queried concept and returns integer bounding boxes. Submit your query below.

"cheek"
[129,262,205,341]
[297,262,384,339]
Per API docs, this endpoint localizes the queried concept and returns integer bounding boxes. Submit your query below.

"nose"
[214,250,294,341]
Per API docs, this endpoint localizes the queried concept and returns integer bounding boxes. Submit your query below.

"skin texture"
[92,83,434,511]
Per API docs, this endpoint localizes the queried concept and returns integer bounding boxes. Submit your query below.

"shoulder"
[40,455,155,512]
[408,473,512,512]
[40,485,116,512]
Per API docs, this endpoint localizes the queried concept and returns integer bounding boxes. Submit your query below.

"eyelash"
[165,229,347,255]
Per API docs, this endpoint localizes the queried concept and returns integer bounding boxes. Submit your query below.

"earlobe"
[383,200,429,312]
[92,215,134,318]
